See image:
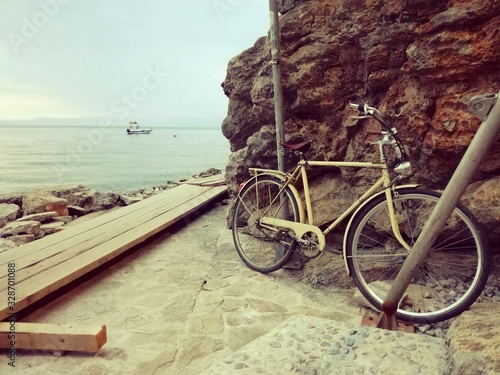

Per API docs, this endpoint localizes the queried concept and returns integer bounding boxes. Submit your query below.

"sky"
[0,0,270,126]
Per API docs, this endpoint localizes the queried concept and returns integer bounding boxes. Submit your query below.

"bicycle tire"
[345,188,490,324]
[232,175,300,273]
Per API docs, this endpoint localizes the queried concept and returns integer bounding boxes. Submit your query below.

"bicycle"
[231,103,490,324]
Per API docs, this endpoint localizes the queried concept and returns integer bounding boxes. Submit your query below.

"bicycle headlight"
[394,161,412,176]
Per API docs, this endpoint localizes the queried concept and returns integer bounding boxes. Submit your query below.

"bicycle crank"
[292,232,322,259]
[259,217,326,252]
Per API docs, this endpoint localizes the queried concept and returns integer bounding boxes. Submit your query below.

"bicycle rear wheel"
[232,175,300,273]
[346,188,490,324]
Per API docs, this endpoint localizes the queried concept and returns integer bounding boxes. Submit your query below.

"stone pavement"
[202,315,448,375]
[6,200,500,374]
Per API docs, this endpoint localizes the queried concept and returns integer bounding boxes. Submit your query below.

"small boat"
[127,122,152,135]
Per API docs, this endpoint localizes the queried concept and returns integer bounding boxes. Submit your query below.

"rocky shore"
[0,168,222,251]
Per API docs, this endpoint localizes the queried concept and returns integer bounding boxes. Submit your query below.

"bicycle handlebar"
[349,103,382,116]
[348,102,409,163]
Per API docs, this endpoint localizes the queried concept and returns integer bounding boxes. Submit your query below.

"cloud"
[0,0,269,122]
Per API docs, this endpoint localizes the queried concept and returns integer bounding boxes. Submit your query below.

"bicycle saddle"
[281,140,312,153]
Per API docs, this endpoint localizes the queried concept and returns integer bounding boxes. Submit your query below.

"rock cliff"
[221,0,500,243]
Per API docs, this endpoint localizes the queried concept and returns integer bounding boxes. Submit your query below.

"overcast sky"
[0,0,270,125]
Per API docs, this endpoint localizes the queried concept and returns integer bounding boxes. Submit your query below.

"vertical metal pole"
[269,1,305,269]
[269,0,286,172]
[378,93,500,328]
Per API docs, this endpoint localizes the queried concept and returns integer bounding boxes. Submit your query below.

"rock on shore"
[0,169,222,249]
[0,186,114,249]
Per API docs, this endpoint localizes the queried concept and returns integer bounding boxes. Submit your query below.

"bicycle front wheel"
[232,175,300,273]
[346,188,490,324]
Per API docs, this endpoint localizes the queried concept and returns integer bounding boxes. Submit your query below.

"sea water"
[0,125,230,194]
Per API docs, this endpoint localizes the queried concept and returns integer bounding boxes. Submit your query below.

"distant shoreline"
[0,124,223,130]
[0,116,225,128]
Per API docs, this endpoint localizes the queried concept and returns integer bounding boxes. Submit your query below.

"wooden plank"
[0,185,215,282]
[0,185,225,297]
[0,322,106,352]
[0,184,226,320]
[1,185,224,288]
[0,184,201,267]
[181,174,226,186]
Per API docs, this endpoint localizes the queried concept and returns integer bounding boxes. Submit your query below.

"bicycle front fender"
[341,184,419,273]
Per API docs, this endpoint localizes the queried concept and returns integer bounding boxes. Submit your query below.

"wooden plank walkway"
[0,178,227,321]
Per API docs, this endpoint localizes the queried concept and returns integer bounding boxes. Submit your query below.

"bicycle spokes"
[232,176,300,273]
[346,189,489,324]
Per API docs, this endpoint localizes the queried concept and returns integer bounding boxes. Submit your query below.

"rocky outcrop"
[0,221,43,238]
[0,238,16,252]
[40,222,65,235]
[447,303,500,374]
[22,191,69,216]
[0,186,123,247]
[463,177,500,244]
[51,185,120,211]
[0,193,22,206]
[221,0,499,244]
[16,211,58,222]
[0,207,55,246]
[0,204,20,227]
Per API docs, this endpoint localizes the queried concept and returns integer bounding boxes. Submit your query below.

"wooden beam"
[0,322,106,352]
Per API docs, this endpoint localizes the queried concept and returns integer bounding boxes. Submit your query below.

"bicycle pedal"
[283,252,307,270]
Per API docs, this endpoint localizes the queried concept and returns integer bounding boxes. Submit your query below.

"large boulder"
[0,220,43,238]
[17,211,59,223]
[6,234,37,246]
[463,177,500,243]
[447,302,500,374]
[0,193,22,206]
[221,0,499,245]
[0,238,16,252]
[0,203,20,228]
[40,222,65,235]
[52,186,120,212]
[22,191,69,216]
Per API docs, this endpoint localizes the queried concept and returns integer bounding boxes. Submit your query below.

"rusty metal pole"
[269,0,286,173]
[377,92,500,330]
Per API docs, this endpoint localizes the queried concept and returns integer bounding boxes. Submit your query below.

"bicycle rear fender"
[246,169,306,224]
[342,184,419,273]
[249,168,287,180]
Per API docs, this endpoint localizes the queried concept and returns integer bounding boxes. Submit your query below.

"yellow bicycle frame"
[249,158,413,257]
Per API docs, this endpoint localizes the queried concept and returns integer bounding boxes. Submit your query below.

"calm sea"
[1,125,230,194]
